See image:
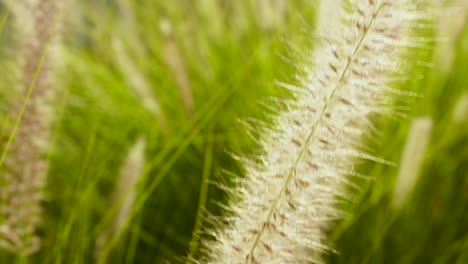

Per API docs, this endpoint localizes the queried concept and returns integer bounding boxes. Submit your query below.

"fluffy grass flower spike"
[195,0,423,263]
[95,136,147,261]
[0,0,63,255]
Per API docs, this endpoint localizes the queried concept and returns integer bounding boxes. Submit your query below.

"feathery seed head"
[453,93,468,124]
[433,0,468,74]
[195,0,423,263]
[95,136,146,260]
[392,117,433,209]
[256,0,288,30]
[161,19,194,119]
[112,38,168,131]
[0,0,62,255]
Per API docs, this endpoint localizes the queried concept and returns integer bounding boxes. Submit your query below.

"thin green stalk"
[188,125,215,259]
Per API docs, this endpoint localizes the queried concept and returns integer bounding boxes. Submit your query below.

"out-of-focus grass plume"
[0,0,63,255]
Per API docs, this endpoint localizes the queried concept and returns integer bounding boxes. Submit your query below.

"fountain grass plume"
[453,93,468,124]
[95,136,147,261]
[161,19,194,120]
[433,0,468,75]
[193,0,425,263]
[112,39,168,132]
[0,0,62,255]
[392,117,433,209]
